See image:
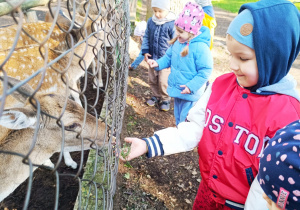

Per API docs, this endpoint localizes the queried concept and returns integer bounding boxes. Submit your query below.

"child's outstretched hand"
[119,137,148,161]
[180,85,191,94]
[147,59,158,68]
[144,53,152,62]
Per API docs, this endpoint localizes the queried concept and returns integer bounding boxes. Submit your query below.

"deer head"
[0,77,108,202]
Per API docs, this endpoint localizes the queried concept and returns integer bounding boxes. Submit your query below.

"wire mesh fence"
[0,0,130,209]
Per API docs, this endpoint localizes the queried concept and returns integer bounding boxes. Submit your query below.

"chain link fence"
[0,0,130,209]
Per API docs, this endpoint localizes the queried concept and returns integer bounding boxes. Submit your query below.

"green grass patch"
[294,1,300,10]
[212,0,258,13]
[74,149,110,209]
[137,0,142,8]
[135,0,143,22]
[212,0,299,13]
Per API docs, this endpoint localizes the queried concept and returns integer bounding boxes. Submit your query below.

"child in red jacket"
[121,1,300,209]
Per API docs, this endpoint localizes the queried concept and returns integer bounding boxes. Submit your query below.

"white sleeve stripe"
[142,135,164,158]
[150,135,161,156]
[147,138,155,157]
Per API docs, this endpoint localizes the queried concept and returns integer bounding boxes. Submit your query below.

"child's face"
[152,7,169,20]
[175,27,193,44]
[226,35,258,88]
[263,193,284,210]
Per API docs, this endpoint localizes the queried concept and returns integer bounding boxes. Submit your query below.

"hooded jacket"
[240,0,300,93]
[155,26,213,102]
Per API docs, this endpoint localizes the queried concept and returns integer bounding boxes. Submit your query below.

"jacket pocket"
[233,151,257,187]
[245,167,255,186]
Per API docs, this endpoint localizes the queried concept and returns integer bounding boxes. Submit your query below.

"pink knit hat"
[175,2,204,35]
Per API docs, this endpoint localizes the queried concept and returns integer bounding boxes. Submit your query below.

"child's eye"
[240,57,248,61]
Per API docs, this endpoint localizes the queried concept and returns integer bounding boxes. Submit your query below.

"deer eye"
[65,123,81,131]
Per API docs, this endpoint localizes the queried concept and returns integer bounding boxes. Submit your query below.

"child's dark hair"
[168,26,194,57]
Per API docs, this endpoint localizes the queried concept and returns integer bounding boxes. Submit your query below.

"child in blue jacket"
[141,0,176,111]
[148,2,213,125]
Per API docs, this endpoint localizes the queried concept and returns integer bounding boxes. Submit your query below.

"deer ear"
[45,7,81,30]
[0,109,37,130]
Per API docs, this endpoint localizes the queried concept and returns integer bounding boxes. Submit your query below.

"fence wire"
[0,0,130,209]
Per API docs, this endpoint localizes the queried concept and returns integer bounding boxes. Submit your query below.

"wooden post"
[25,10,38,23]
[0,0,49,16]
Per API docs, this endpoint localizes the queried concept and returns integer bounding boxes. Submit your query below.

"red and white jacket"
[143,73,300,208]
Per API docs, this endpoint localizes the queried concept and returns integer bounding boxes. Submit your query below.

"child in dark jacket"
[148,2,213,125]
[122,0,300,209]
[141,0,176,111]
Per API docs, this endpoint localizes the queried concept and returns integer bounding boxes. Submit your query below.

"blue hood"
[190,26,211,49]
[240,0,300,92]
[256,75,300,102]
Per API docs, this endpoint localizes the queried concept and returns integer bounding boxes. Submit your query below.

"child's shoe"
[159,101,170,111]
[146,96,159,106]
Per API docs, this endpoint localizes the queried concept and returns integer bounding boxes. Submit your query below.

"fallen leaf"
[192,169,197,175]
[124,173,130,179]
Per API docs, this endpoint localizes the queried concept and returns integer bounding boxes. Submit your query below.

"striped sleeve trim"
[142,134,164,158]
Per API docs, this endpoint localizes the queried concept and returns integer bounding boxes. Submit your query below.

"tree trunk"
[170,0,190,15]
[146,0,152,21]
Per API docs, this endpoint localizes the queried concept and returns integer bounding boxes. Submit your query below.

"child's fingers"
[124,137,134,144]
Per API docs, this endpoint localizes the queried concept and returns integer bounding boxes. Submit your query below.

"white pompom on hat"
[194,0,212,7]
[151,0,170,11]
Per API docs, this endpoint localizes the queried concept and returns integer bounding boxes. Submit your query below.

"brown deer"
[0,77,108,202]
[0,2,116,168]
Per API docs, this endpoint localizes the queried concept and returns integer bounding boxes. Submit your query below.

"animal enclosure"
[0,0,130,209]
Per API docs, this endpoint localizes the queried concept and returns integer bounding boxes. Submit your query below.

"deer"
[0,1,118,169]
[0,76,109,202]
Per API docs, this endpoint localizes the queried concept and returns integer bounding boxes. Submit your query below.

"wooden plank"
[0,0,49,16]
